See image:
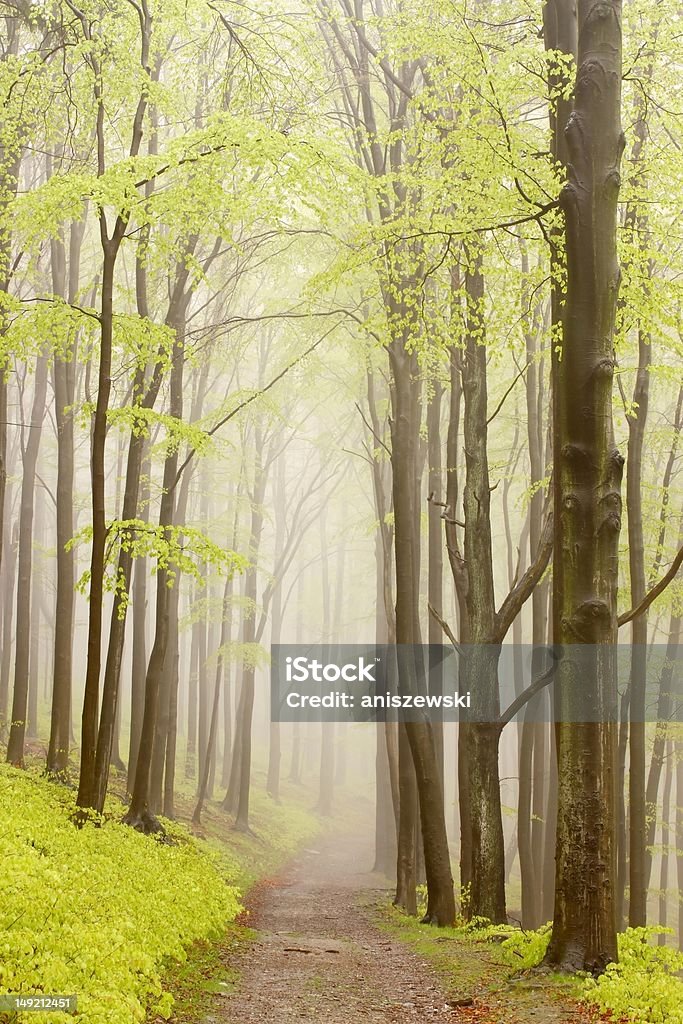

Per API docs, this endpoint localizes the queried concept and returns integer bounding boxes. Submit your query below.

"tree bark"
[123,320,184,832]
[545,0,624,973]
[233,425,266,831]
[6,354,48,765]
[388,298,455,927]
[47,221,81,777]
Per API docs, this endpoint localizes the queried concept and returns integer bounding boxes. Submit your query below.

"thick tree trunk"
[545,0,624,973]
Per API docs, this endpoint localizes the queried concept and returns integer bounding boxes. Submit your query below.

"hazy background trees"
[0,0,682,971]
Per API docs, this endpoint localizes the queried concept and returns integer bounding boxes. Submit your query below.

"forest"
[0,0,682,1021]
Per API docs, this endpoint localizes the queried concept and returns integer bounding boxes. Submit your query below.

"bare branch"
[618,545,683,627]
[494,511,553,643]
[497,658,557,730]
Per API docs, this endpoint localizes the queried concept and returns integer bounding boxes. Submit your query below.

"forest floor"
[185,832,587,1024]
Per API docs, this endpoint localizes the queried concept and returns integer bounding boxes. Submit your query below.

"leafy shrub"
[585,927,683,1024]
[491,920,683,1023]
[499,923,552,969]
[0,765,241,1024]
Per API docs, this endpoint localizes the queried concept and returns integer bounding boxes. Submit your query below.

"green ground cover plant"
[0,764,320,1024]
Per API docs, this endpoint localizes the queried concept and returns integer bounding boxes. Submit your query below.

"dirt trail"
[207,833,583,1024]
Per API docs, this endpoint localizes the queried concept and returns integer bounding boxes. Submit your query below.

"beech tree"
[545,0,624,972]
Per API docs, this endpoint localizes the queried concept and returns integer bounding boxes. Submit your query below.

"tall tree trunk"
[76,11,151,813]
[185,588,200,780]
[625,112,653,930]
[194,564,236,824]
[316,506,334,816]
[460,252,506,924]
[657,743,673,941]
[0,517,18,731]
[676,731,683,950]
[545,0,624,972]
[27,494,44,739]
[427,379,444,784]
[234,426,266,831]
[127,461,150,793]
[6,355,49,765]
[644,602,682,890]
[47,221,79,777]
[387,300,455,927]
[123,321,183,832]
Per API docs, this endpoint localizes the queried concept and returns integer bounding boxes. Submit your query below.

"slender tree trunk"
[676,731,683,949]
[0,518,18,731]
[48,215,83,776]
[185,590,200,780]
[625,124,653,931]
[162,590,180,818]
[194,559,236,824]
[127,462,149,793]
[6,355,48,765]
[76,13,151,812]
[387,298,455,927]
[27,494,44,739]
[316,506,334,816]
[77,240,120,810]
[644,604,682,889]
[266,591,283,801]
[657,743,673,941]
[123,322,183,832]
[460,252,506,924]
[234,428,266,831]
[427,379,444,784]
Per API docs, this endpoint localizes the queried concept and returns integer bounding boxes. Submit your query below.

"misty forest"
[0,0,682,1021]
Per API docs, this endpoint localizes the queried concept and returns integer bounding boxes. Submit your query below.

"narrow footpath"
[206,833,584,1024]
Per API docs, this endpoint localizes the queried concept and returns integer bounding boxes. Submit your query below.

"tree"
[545,0,624,973]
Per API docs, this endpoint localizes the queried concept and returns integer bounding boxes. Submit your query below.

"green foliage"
[499,923,552,970]
[69,522,247,607]
[586,927,683,1024]
[0,765,241,1024]
[494,922,683,1023]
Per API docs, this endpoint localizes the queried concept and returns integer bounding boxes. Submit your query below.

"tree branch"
[618,545,683,627]
[427,602,465,656]
[497,658,557,731]
[493,511,553,643]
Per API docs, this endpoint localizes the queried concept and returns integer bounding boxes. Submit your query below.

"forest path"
[204,832,584,1024]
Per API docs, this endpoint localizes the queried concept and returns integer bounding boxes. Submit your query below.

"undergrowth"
[0,763,321,1024]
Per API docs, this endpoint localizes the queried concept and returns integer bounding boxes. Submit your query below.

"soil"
[204,833,585,1024]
